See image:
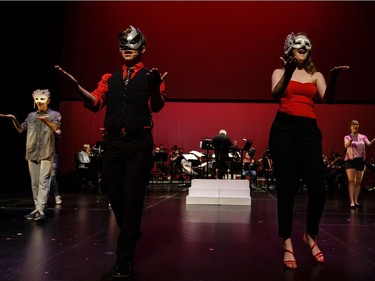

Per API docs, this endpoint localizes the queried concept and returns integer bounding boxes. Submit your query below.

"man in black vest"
[55,25,167,279]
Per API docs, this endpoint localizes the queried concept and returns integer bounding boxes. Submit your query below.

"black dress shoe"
[112,256,132,279]
[350,205,356,209]
[355,203,362,208]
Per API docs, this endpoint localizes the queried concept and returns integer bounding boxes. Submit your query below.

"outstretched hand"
[54,65,79,86]
[0,114,15,119]
[147,68,168,88]
[55,65,96,104]
[37,115,49,120]
[330,65,350,76]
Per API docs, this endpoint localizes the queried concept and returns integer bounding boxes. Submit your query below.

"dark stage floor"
[1,182,375,281]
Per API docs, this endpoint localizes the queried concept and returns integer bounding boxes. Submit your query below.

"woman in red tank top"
[268,32,349,270]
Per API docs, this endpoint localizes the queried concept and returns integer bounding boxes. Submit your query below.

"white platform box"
[186,179,251,205]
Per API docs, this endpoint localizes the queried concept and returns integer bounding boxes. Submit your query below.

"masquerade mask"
[293,37,312,50]
[119,25,144,50]
[32,89,50,104]
[284,33,312,55]
[33,95,48,104]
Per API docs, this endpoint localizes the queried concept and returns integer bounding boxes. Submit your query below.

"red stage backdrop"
[59,1,374,102]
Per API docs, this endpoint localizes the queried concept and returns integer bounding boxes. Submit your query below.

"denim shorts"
[345,158,366,171]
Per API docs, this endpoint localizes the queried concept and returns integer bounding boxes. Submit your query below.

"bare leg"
[354,170,364,204]
[346,168,356,207]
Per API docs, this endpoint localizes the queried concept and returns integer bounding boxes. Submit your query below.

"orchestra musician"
[228,140,242,179]
[324,152,346,193]
[212,129,232,179]
[91,140,103,189]
[242,149,258,189]
[230,140,242,160]
[154,146,169,176]
[76,144,96,189]
[260,147,275,190]
[181,158,199,177]
[169,146,183,180]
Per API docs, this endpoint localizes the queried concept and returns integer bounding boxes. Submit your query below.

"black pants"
[102,132,154,259]
[269,112,326,239]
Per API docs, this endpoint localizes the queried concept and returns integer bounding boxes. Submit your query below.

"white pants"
[28,157,53,212]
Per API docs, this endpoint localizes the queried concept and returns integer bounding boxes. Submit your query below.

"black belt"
[105,128,152,138]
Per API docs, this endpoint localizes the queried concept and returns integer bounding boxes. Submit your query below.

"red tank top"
[279,80,317,119]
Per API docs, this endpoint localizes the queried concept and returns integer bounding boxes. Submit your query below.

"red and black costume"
[269,81,326,240]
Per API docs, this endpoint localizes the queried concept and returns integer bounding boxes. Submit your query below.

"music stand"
[189,150,205,158]
[200,139,212,150]
[182,154,200,167]
[154,151,168,163]
[243,139,253,151]
[154,152,168,174]
[200,139,212,178]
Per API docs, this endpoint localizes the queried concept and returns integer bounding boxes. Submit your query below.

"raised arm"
[0,114,23,133]
[147,68,168,113]
[365,136,375,147]
[54,65,97,106]
[271,57,299,100]
[316,66,350,104]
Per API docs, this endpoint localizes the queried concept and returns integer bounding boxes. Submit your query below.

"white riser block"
[186,179,251,205]
[219,197,251,205]
[186,196,219,205]
[191,179,249,188]
[220,188,250,197]
[188,188,219,196]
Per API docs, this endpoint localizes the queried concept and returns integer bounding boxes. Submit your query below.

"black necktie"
[124,67,134,86]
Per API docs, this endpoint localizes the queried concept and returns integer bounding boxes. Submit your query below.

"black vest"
[104,68,153,132]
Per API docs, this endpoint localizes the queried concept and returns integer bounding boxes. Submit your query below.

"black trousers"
[215,160,228,179]
[102,132,154,259]
[269,112,326,239]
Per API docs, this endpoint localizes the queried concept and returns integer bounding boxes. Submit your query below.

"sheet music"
[189,150,205,158]
[182,154,199,160]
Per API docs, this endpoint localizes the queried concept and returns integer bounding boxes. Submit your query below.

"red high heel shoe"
[303,233,325,263]
[283,248,297,269]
